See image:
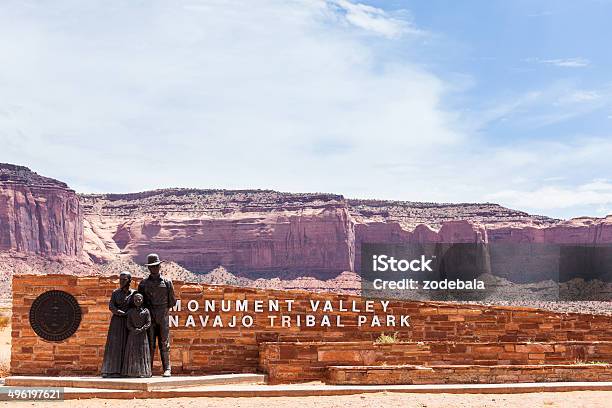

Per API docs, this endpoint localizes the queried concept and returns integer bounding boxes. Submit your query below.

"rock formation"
[79,187,612,282]
[0,164,82,256]
[80,189,355,278]
[1,162,611,288]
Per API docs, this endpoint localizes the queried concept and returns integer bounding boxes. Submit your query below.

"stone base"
[4,374,266,391]
[1,381,612,400]
[326,364,612,385]
[260,341,612,384]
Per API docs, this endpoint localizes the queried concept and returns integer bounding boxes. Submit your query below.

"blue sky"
[1,0,611,219]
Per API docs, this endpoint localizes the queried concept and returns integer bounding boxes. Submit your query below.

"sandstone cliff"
[81,189,355,278]
[1,163,611,287]
[0,164,82,256]
[351,200,612,273]
[78,188,612,282]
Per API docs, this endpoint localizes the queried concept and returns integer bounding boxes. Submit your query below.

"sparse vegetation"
[574,358,610,365]
[374,332,399,344]
[0,316,9,329]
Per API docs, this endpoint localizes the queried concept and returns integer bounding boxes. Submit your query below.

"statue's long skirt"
[100,315,128,375]
[121,330,152,377]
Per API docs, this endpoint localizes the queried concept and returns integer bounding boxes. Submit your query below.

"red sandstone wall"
[81,191,356,277]
[115,207,355,278]
[10,274,612,376]
[327,364,612,385]
[0,182,82,256]
[354,218,612,274]
[260,341,612,383]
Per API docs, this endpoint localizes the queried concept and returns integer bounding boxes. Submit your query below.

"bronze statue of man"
[138,253,176,377]
[101,271,134,378]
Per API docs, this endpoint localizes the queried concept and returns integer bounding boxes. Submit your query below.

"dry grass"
[0,316,10,330]
[374,332,399,344]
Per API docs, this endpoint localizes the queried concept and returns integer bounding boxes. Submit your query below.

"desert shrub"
[0,316,9,329]
[374,332,398,344]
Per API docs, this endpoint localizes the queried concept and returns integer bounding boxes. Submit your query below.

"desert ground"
[0,307,10,377]
[1,300,610,407]
[0,391,611,408]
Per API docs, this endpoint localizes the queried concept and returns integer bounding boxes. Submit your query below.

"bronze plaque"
[29,290,82,341]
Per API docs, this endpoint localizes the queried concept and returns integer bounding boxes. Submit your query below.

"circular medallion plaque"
[29,290,82,341]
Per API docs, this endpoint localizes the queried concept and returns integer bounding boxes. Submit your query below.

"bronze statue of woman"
[101,271,135,378]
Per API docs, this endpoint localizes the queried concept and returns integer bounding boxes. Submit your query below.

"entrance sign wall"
[10,275,612,376]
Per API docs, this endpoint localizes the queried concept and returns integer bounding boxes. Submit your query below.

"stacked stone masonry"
[326,364,612,385]
[10,275,612,378]
[259,341,612,383]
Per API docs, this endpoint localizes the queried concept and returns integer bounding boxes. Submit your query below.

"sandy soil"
[0,391,610,407]
[0,308,10,377]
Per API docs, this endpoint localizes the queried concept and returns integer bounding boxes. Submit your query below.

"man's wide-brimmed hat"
[144,253,162,266]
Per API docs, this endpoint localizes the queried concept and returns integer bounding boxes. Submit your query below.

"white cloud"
[0,0,457,193]
[472,83,611,129]
[487,183,612,211]
[556,90,601,104]
[533,58,591,68]
[481,140,612,217]
[330,0,422,38]
[0,1,610,220]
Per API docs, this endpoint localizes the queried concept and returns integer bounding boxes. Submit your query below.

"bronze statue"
[138,253,177,377]
[101,271,134,378]
[121,293,152,378]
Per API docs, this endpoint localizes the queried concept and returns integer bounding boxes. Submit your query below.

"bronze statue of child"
[121,293,152,378]
[101,271,134,378]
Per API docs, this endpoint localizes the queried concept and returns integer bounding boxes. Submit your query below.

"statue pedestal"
[4,374,266,391]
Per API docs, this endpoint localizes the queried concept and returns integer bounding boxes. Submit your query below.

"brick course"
[326,364,612,385]
[10,274,612,376]
[260,341,612,383]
